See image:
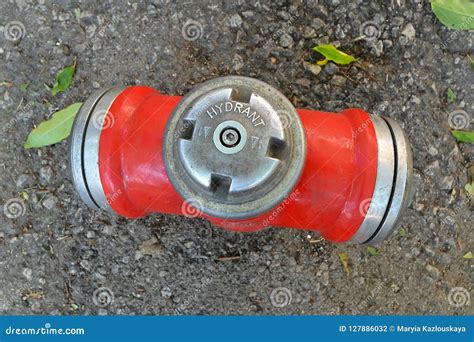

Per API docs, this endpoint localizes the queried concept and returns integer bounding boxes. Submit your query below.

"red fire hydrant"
[69,76,412,244]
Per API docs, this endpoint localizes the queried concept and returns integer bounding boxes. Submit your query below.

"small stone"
[102,225,115,236]
[391,283,401,293]
[424,160,440,177]
[303,62,322,76]
[439,176,455,190]
[324,62,339,76]
[411,247,421,257]
[423,246,436,257]
[139,237,163,256]
[80,260,91,271]
[85,24,97,38]
[279,33,294,48]
[302,26,317,39]
[92,40,102,51]
[42,195,57,210]
[401,23,416,40]
[330,75,346,86]
[232,54,244,71]
[428,146,438,156]
[425,264,441,279]
[22,268,32,281]
[311,18,325,30]
[321,271,330,286]
[39,166,53,184]
[372,40,384,56]
[161,287,172,298]
[295,78,311,88]
[16,174,31,189]
[241,11,254,18]
[92,81,100,89]
[228,14,242,28]
[134,251,144,261]
[86,231,95,239]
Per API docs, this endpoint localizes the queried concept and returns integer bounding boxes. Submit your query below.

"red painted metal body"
[99,86,378,242]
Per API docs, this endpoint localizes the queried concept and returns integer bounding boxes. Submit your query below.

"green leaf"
[20,83,29,92]
[338,252,350,274]
[399,228,406,237]
[465,182,474,196]
[463,251,473,259]
[451,130,474,144]
[312,44,356,65]
[431,0,474,30]
[468,55,474,69]
[51,59,77,96]
[367,246,379,256]
[24,102,83,149]
[447,88,456,103]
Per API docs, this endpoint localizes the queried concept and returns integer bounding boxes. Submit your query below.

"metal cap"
[351,115,413,245]
[163,76,306,220]
[68,86,124,212]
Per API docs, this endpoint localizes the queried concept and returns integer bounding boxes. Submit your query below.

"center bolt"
[221,128,240,147]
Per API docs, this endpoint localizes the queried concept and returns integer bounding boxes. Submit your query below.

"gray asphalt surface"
[0,0,472,315]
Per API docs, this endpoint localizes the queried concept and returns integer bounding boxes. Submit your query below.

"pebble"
[439,176,455,190]
[228,14,243,28]
[424,160,440,177]
[425,264,441,279]
[401,23,416,40]
[324,62,339,76]
[372,40,384,56]
[92,81,100,89]
[22,268,33,281]
[302,26,317,39]
[161,287,172,298]
[16,174,31,189]
[232,54,244,71]
[311,18,325,30]
[295,78,311,88]
[139,237,162,256]
[42,195,58,210]
[410,247,421,257]
[279,33,294,48]
[303,62,322,76]
[330,75,346,86]
[40,166,53,184]
[423,246,435,257]
[428,146,438,156]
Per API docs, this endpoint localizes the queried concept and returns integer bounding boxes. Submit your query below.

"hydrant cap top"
[163,76,306,220]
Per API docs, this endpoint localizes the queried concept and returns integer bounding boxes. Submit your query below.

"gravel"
[0,0,472,315]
